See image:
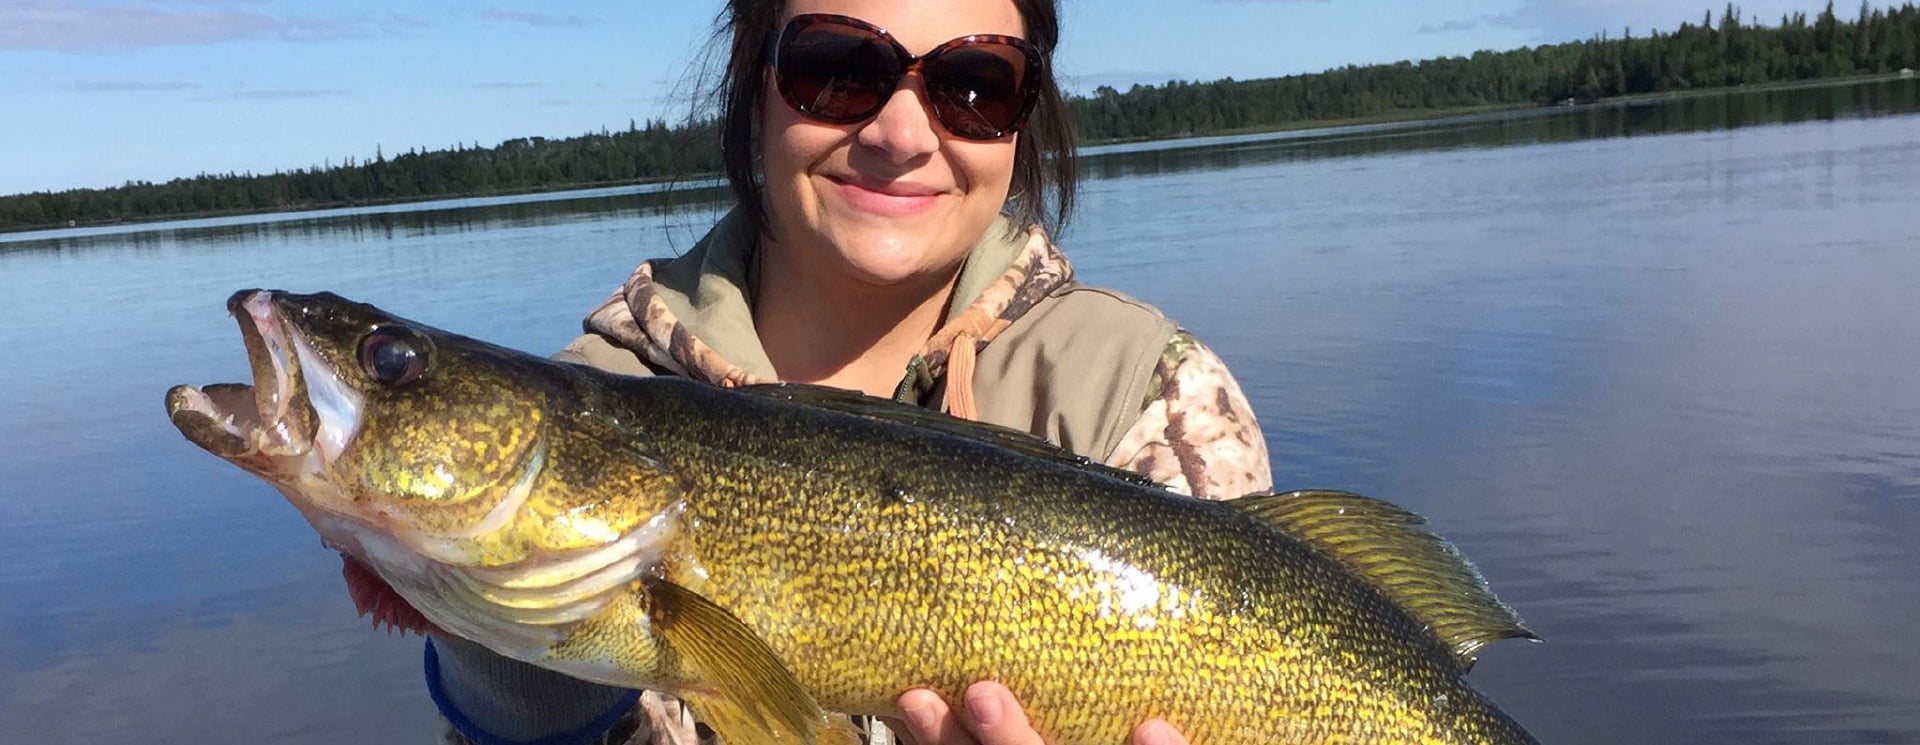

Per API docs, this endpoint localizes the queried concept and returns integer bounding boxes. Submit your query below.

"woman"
[426,1,1273,744]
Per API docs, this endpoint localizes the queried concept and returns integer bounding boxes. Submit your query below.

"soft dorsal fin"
[737,383,1158,487]
[1234,489,1538,673]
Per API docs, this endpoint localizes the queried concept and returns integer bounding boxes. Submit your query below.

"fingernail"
[965,688,1004,728]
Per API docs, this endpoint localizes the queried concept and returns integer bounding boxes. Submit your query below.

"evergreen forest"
[4,2,1917,231]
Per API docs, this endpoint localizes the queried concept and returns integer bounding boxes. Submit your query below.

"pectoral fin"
[651,579,852,745]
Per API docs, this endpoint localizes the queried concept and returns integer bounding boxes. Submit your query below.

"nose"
[854,74,941,164]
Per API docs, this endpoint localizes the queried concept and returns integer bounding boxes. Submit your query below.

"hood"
[582,210,1076,412]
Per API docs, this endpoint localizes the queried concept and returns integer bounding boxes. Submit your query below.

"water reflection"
[1064,78,1920,745]
[0,182,730,252]
[1080,76,1920,181]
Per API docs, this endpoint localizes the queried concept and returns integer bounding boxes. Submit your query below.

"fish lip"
[165,382,259,458]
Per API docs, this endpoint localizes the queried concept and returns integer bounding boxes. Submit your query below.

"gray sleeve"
[430,633,641,743]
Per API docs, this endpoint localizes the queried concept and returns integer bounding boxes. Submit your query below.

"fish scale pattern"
[615,380,1538,745]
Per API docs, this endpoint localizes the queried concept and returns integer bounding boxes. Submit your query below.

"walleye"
[166,289,1541,745]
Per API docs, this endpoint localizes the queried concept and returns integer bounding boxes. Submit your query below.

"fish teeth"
[216,411,245,437]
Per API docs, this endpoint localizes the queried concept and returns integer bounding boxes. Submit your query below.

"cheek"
[951,137,1018,203]
[759,97,845,208]
[759,104,807,189]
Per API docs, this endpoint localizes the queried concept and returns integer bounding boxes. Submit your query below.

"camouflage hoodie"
[565,209,1271,498]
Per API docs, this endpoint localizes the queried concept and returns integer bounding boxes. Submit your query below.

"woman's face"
[760,0,1025,293]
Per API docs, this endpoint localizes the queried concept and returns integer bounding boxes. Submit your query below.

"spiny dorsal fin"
[1234,490,1539,673]
[651,579,852,745]
[738,383,1157,487]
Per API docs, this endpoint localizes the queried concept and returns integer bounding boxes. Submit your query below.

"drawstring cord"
[938,316,1011,421]
[946,333,980,421]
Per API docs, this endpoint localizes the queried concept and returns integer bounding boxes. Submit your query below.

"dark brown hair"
[716,0,1077,240]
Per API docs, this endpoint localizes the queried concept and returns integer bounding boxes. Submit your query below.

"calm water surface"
[4,80,1917,743]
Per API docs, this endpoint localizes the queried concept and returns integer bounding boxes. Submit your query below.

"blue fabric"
[425,637,642,745]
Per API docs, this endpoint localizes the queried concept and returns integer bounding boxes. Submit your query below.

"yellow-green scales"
[554,375,1538,745]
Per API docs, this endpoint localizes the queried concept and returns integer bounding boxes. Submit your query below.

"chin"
[829,232,960,288]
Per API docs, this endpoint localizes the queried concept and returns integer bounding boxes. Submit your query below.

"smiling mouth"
[832,174,941,197]
[829,176,944,216]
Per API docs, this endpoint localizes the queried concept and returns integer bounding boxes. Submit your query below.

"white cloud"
[71,79,203,92]
[1419,18,1488,33]
[0,1,406,52]
[229,88,349,99]
[482,8,598,28]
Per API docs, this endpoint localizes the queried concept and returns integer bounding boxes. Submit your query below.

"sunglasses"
[770,13,1044,141]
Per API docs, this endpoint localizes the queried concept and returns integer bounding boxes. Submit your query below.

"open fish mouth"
[166,290,427,631]
[164,289,362,478]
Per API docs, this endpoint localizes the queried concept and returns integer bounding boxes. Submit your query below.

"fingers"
[893,683,1182,745]
[892,682,1045,745]
[1131,719,1191,745]
[960,681,1045,745]
[896,688,969,745]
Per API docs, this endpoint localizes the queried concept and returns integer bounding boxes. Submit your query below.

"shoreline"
[5,72,1913,236]
[1083,71,1918,145]
[0,176,719,236]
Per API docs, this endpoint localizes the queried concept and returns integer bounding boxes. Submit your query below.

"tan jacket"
[559,210,1272,497]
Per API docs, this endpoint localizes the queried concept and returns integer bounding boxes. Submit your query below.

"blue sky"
[0,0,1881,195]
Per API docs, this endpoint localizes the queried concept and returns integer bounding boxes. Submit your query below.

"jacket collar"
[583,209,1074,408]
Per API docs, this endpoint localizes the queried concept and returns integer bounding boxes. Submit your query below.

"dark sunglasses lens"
[925,43,1033,139]
[780,22,904,122]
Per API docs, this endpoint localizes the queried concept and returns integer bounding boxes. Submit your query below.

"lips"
[828,174,944,216]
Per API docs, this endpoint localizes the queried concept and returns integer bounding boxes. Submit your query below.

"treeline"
[0,119,720,230]
[1552,1,1919,100]
[4,3,1917,231]
[1071,1,1920,140]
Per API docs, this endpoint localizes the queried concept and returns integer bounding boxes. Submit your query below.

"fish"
[165,289,1542,745]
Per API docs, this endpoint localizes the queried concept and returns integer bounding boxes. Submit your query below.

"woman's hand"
[891,682,1189,745]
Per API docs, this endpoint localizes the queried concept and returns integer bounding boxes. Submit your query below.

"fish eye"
[358,326,431,386]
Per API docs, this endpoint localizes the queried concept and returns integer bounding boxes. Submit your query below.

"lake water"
[3,78,1917,744]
